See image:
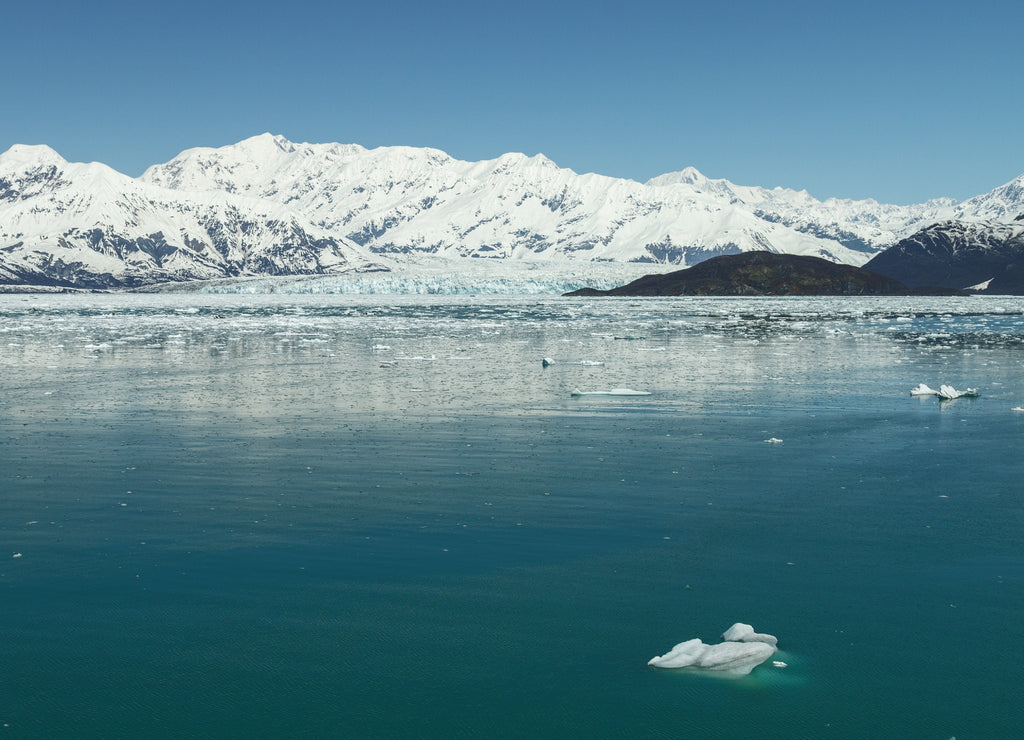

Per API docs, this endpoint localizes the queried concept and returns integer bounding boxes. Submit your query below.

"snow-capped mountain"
[864,218,1024,294]
[2,133,1022,290]
[0,142,385,288]
[140,134,874,267]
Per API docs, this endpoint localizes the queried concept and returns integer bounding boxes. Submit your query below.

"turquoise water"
[1,295,1023,738]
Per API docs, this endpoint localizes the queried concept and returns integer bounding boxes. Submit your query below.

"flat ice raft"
[648,623,778,676]
[910,383,979,399]
[571,388,651,397]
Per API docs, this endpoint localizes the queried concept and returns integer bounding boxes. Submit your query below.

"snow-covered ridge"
[2,133,1023,291]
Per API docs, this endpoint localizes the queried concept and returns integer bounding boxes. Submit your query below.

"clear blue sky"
[3,0,1021,204]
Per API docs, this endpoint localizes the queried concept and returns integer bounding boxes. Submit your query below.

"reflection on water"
[1,293,1023,738]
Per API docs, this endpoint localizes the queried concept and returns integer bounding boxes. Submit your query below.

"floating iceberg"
[648,623,778,676]
[571,388,651,397]
[910,383,978,399]
[543,358,604,367]
[937,385,978,400]
[721,622,778,646]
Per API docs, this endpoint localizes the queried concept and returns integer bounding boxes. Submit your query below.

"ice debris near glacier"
[648,623,779,676]
[910,383,979,399]
[571,388,651,397]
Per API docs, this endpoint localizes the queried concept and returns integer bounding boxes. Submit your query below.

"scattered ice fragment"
[912,383,979,399]
[937,385,978,400]
[773,661,788,668]
[721,622,778,646]
[648,623,778,676]
[571,388,651,397]
[544,358,603,367]
[12,553,22,558]
[1012,407,1024,413]
[764,437,783,444]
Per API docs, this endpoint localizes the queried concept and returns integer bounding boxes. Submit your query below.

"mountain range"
[2,133,1022,291]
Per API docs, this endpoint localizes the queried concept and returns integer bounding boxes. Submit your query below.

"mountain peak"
[237,132,297,154]
[645,166,707,187]
[0,143,67,171]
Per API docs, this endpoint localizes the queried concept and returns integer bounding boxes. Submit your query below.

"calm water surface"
[1,294,1022,738]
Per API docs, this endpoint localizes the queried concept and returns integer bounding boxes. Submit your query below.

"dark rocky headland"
[565,252,962,297]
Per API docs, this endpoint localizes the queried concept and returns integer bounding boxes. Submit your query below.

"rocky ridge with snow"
[863,218,1024,294]
[2,133,1023,290]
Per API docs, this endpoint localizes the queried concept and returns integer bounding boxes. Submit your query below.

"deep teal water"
[1,295,1022,738]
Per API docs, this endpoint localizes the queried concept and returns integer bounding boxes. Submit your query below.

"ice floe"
[542,358,604,367]
[648,623,779,676]
[910,383,979,399]
[571,388,651,397]
[938,385,978,400]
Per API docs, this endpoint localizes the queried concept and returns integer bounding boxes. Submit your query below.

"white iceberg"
[648,623,778,676]
[544,358,604,368]
[937,385,978,400]
[720,622,778,646]
[571,388,651,397]
[910,383,979,399]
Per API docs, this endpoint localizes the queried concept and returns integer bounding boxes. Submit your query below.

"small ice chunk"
[911,383,939,396]
[764,437,783,444]
[542,357,554,367]
[571,388,651,397]
[721,622,778,646]
[938,385,978,400]
[721,623,755,641]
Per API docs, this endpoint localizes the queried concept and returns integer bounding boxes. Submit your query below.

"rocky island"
[565,251,962,297]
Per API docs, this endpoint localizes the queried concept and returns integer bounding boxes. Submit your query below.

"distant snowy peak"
[0,138,386,288]
[0,143,68,170]
[4,134,1024,290]
[138,135,878,264]
[864,219,1024,294]
[956,173,1024,221]
[645,165,706,187]
[140,133,370,195]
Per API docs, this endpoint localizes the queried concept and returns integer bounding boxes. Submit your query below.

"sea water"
[1,294,1022,738]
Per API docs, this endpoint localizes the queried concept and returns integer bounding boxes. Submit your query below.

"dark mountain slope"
[566,251,959,296]
[864,218,1024,294]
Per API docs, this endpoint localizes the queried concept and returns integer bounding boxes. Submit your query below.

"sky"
[2,0,1022,204]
